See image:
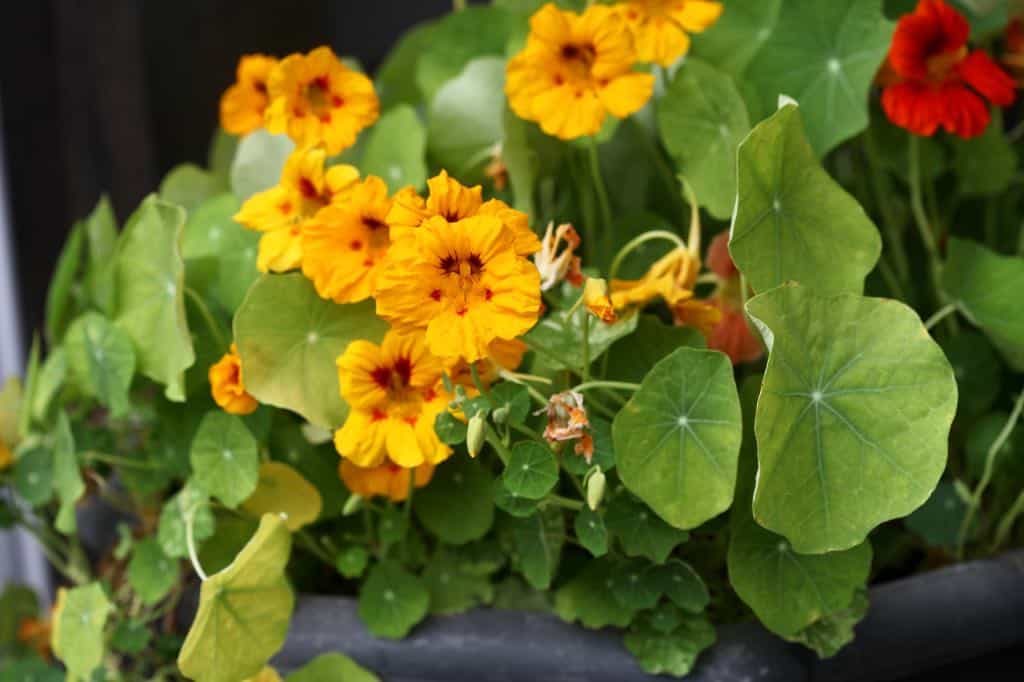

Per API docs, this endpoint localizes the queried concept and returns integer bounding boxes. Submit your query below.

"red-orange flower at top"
[881,0,1015,139]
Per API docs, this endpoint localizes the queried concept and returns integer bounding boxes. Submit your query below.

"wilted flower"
[540,390,594,461]
[583,277,616,324]
[535,222,584,291]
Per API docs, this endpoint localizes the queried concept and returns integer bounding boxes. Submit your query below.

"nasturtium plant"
[12,0,1021,678]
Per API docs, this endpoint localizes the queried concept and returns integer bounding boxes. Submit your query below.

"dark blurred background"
[0,0,455,346]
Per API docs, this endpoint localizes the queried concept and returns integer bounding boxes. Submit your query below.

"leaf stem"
[545,494,584,511]
[485,424,513,466]
[185,505,209,581]
[184,287,228,350]
[923,303,958,332]
[587,136,613,237]
[608,230,687,281]
[863,128,911,283]
[908,136,956,334]
[991,489,1024,553]
[572,380,641,394]
[957,391,1024,559]
[580,313,592,382]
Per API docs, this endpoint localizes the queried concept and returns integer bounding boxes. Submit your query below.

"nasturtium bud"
[467,414,486,458]
[342,494,363,517]
[585,467,606,511]
[492,404,510,425]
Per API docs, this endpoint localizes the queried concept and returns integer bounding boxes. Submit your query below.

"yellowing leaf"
[241,461,323,531]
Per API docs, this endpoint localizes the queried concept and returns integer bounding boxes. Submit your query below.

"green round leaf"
[65,312,136,417]
[604,492,688,563]
[182,193,260,313]
[335,546,370,579]
[178,514,295,682]
[159,163,226,212]
[358,561,429,639]
[611,559,661,611]
[942,238,1024,371]
[650,559,709,614]
[157,484,215,559]
[127,537,178,606]
[415,457,495,544]
[554,559,634,629]
[746,1,893,156]
[493,478,541,518]
[234,273,387,429]
[614,347,742,529]
[434,411,468,445]
[503,441,559,500]
[574,507,608,557]
[230,130,294,201]
[729,104,881,296]
[52,583,113,680]
[285,653,380,682]
[114,195,195,401]
[624,613,716,677]
[658,59,751,219]
[190,411,260,509]
[746,284,958,553]
[487,382,531,426]
[14,445,54,507]
[111,618,153,655]
[361,104,427,193]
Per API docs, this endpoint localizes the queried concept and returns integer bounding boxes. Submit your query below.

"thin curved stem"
[572,380,641,393]
[587,137,613,237]
[184,287,228,350]
[608,230,687,281]
[991,489,1024,553]
[185,506,209,582]
[924,302,958,332]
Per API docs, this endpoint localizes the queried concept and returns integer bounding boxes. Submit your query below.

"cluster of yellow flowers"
[506,0,722,139]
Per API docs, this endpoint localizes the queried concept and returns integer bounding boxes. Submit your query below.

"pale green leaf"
[230,130,294,201]
[127,537,178,605]
[160,163,227,212]
[158,484,215,559]
[241,461,323,531]
[51,412,83,535]
[182,193,260,313]
[190,411,260,509]
[64,312,136,417]
[361,105,427,193]
[52,583,113,681]
[285,653,380,682]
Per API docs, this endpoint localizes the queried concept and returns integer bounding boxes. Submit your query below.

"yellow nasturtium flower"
[235,145,359,272]
[265,46,379,155]
[334,330,451,469]
[388,170,540,257]
[339,460,435,502]
[618,0,724,67]
[302,176,394,303]
[220,54,278,135]
[445,337,528,390]
[209,344,259,416]
[610,247,701,309]
[505,2,654,140]
[375,214,542,363]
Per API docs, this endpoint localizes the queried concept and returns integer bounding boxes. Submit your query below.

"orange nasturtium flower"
[618,0,723,67]
[387,171,541,257]
[235,145,359,272]
[880,0,1016,139]
[265,46,379,154]
[334,330,451,468]
[302,176,394,303]
[339,460,434,502]
[374,214,543,363]
[220,54,278,135]
[209,344,259,416]
[506,3,655,140]
[17,614,52,660]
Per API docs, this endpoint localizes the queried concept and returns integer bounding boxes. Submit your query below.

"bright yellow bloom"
[339,460,434,502]
[618,0,724,67]
[446,337,528,389]
[209,344,259,416]
[375,215,542,363]
[0,443,11,472]
[265,46,379,154]
[387,170,540,257]
[335,331,451,468]
[610,247,700,309]
[302,176,393,303]
[506,3,655,140]
[220,54,278,135]
[235,145,359,272]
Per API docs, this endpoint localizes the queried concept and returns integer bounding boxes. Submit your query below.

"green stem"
[587,136,613,236]
[485,424,513,465]
[957,391,1024,558]
[991,489,1024,553]
[185,505,209,581]
[608,230,687,281]
[84,451,160,470]
[924,303,958,332]
[184,287,228,350]
[863,129,911,283]
[581,313,592,382]
[297,530,335,566]
[572,380,641,393]
[545,494,584,511]
[908,136,952,330]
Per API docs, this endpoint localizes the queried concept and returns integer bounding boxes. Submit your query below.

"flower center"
[305,75,332,118]
[560,42,598,80]
[435,253,491,314]
[925,46,967,83]
[363,216,390,251]
[371,356,416,402]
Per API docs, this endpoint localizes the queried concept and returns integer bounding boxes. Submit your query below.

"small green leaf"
[427,58,505,185]
[114,195,195,401]
[434,411,468,445]
[285,653,380,682]
[650,559,709,614]
[190,411,260,509]
[603,315,705,385]
[658,59,750,220]
[422,548,495,615]
[64,312,136,417]
[361,105,427,193]
[782,590,869,658]
[604,493,688,563]
[746,1,893,156]
[111,618,153,655]
[178,514,294,682]
[493,478,542,517]
[526,308,638,372]
[942,238,1024,371]
[503,441,559,500]
[45,223,84,345]
[335,546,369,579]
[52,583,114,681]
[234,273,387,428]
[241,461,323,531]
[574,507,608,557]
[614,347,742,529]
[729,104,881,296]
[51,412,83,535]
[230,130,294,201]
[503,507,565,589]
[611,559,660,611]
[905,481,971,549]
[488,382,531,425]
[13,445,53,507]
[358,561,429,639]
[555,559,634,629]
[746,284,958,553]
[415,457,495,544]
[158,484,215,559]
[624,612,716,677]
[127,538,178,605]
[160,163,227,212]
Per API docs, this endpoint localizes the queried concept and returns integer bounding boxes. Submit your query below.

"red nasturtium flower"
[880,0,1016,139]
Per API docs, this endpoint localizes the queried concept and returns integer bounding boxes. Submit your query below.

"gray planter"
[270,550,1024,681]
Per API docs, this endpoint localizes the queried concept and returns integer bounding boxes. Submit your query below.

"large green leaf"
[51,412,83,535]
[64,312,136,417]
[160,163,227,212]
[376,21,437,110]
[182,193,260,313]
[178,514,294,682]
[657,59,750,220]
[358,561,429,639]
[691,0,782,77]
[746,1,893,156]
[234,273,387,429]
[114,195,195,401]
[746,284,957,553]
[415,457,495,545]
[230,130,294,201]
[285,653,380,682]
[414,6,513,101]
[44,222,84,345]
[729,104,881,296]
[614,348,742,530]
[526,308,638,372]
[942,238,1024,371]
[427,57,505,185]
[190,411,260,509]
[52,583,113,681]
[361,104,428,193]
